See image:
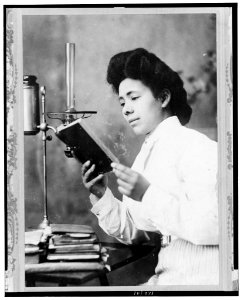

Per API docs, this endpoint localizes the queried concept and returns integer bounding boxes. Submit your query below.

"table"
[25,243,156,287]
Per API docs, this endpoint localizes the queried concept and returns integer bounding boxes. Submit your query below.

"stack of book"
[25,224,109,274]
[47,224,106,263]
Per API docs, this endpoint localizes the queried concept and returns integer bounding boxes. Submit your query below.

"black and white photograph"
[5,3,237,296]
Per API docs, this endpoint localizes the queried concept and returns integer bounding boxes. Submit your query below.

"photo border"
[4,4,238,296]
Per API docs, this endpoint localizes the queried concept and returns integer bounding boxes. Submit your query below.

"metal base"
[38,218,50,229]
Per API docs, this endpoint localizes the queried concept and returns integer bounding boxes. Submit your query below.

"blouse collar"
[144,116,182,147]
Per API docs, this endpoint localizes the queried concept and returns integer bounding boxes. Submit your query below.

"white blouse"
[91,116,219,285]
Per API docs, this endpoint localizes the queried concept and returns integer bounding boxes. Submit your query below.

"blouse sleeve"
[90,188,151,245]
[140,137,218,245]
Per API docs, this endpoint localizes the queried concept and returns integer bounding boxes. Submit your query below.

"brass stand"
[37,86,56,229]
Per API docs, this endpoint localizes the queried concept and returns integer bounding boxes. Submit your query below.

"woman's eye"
[131,96,139,100]
[120,102,125,107]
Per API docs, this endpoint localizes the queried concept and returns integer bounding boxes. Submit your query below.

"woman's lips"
[129,118,139,125]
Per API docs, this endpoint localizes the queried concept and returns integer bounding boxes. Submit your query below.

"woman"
[81,48,219,285]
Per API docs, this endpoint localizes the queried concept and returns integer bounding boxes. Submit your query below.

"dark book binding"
[56,118,119,175]
[50,246,101,254]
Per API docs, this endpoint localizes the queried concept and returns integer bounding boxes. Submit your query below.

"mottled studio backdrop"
[23,12,217,285]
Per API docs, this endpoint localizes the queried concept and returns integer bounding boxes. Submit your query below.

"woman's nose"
[123,104,134,115]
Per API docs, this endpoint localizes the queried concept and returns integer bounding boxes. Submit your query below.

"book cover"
[25,229,44,245]
[25,262,106,273]
[56,118,119,175]
[25,245,44,264]
[50,223,95,234]
[52,234,98,246]
[48,242,101,253]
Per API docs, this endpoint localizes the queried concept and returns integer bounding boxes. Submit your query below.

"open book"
[56,118,119,175]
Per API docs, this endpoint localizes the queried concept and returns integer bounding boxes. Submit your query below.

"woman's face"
[118,78,164,136]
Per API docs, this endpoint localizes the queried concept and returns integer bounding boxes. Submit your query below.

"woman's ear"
[159,89,171,108]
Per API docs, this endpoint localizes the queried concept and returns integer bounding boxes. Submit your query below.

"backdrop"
[23,11,217,285]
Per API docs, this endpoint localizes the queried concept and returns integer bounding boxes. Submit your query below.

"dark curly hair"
[106,48,192,125]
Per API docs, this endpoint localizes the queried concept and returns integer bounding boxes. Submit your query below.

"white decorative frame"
[5,5,237,295]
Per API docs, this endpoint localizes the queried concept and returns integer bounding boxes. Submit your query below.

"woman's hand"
[111,162,150,201]
[81,161,108,199]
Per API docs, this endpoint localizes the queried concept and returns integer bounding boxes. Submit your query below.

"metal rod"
[66,43,75,111]
[39,86,49,229]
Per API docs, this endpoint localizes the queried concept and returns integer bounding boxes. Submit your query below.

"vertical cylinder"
[65,43,75,111]
[23,75,40,135]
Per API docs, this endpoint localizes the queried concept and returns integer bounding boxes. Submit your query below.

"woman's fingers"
[88,174,104,186]
[111,162,132,175]
[111,162,150,201]
[113,168,130,182]
[79,160,108,199]
[117,186,131,197]
[84,164,96,179]
[117,178,132,190]
[112,163,136,184]
[86,174,104,189]
[82,160,91,174]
